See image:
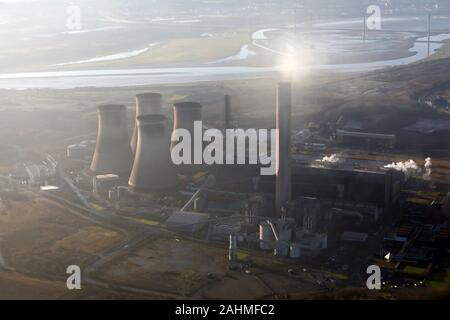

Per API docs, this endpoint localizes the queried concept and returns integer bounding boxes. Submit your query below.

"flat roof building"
[336,129,396,149]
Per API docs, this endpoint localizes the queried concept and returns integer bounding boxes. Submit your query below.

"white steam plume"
[384,157,432,181]
[384,159,420,179]
[422,157,432,181]
[320,154,340,164]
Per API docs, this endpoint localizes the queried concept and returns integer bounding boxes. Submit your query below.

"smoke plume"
[422,157,432,181]
[383,157,432,181]
[320,154,340,164]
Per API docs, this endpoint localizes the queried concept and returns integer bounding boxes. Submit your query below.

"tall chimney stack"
[90,104,133,175]
[276,82,292,217]
[129,115,178,192]
[131,93,163,154]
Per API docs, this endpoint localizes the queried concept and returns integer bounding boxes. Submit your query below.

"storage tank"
[131,93,164,154]
[128,114,178,192]
[90,104,133,176]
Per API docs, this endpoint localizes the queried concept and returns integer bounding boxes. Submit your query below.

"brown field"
[97,235,323,299]
[0,190,125,299]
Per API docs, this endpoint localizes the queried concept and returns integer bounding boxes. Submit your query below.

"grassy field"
[422,41,450,62]
[129,32,250,65]
[53,31,252,70]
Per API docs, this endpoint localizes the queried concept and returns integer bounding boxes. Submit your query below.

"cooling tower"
[129,114,178,191]
[90,104,133,175]
[275,82,292,217]
[131,93,163,154]
[170,102,203,173]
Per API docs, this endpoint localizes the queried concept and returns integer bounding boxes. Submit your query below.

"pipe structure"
[170,102,203,174]
[129,114,178,192]
[131,93,163,154]
[90,104,133,175]
[266,220,280,241]
[275,82,292,217]
[180,175,216,212]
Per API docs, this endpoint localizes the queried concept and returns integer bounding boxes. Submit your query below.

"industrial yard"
[0,58,449,299]
[0,0,450,302]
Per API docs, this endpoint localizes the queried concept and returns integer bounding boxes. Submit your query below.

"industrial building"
[157,84,402,260]
[67,144,87,160]
[291,166,401,213]
[93,174,120,193]
[215,163,402,216]
[78,86,413,264]
[335,129,396,149]
[67,140,96,161]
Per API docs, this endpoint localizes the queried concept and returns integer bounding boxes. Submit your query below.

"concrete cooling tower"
[90,104,133,176]
[170,102,203,173]
[129,114,179,191]
[131,93,163,154]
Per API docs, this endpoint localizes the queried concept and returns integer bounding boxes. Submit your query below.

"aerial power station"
[63,82,416,265]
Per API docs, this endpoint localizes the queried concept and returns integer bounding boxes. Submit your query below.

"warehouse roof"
[336,129,396,140]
